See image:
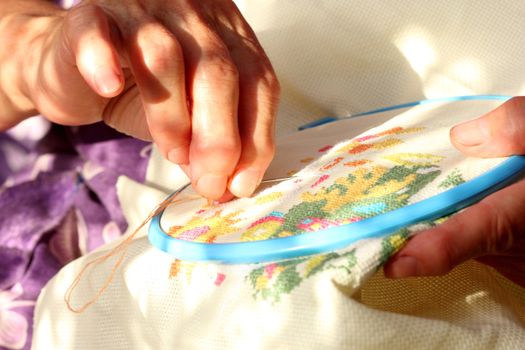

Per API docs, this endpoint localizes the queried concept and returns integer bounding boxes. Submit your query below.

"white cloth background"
[234,0,525,134]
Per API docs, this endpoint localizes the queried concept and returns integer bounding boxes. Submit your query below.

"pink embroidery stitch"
[177,226,210,241]
[264,263,278,278]
[311,174,330,188]
[318,145,333,153]
[214,273,226,286]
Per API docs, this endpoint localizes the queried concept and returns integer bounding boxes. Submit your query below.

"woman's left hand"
[385,97,525,287]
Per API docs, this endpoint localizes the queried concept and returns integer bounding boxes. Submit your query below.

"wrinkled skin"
[0,0,280,200]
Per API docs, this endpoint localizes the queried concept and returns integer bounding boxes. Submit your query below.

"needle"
[260,176,294,184]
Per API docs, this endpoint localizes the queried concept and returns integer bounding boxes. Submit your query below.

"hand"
[385,97,525,287]
[0,0,280,200]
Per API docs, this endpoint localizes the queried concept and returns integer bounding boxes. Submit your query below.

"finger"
[384,178,525,278]
[189,44,241,200]
[217,190,235,203]
[157,11,242,200]
[179,163,234,203]
[123,15,191,164]
[207,2,280,198]
[101,76,153,141]
[450,96,525,157]
[65,4,124,98]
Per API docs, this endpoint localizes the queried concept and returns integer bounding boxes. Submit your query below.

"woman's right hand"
[0,0,280,200]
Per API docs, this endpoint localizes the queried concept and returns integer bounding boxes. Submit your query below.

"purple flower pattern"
[0,118,150,350]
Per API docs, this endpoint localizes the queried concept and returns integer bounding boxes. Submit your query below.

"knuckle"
[250,54,280,84]
[268,73,281,96]
[256,139,276,163]
[265,74,281,109]
[478,199,515,253]
[259,64,281,95]
[66,4,103,32]
[263,141,276,158]
[507,96,525,109]
[63,4,116,67]
[245,58,280,93]
[505,130,525,152]
[173,125,192,143]
[66,4,89,24]
[434,223,461,274]
[142,29,183,75]
[149,113,191,139]
[157,122,191,141]
[244,62,281,109]
[501,98,525,150]
[194,137,240,157]
[198,52,239,85]
[238,137,275,168]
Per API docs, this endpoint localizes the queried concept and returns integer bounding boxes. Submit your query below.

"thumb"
[63,4,124,98]
[450,97,525,157]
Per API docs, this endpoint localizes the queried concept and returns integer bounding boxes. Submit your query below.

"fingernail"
[229,169,262,198]
[388,256,419,278]
[167,148,189,165]
[94,67,121,95]
[195,174,228,200]
[451,119,488,147]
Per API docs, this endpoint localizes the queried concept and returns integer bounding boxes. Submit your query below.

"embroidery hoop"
[149,95,525,264]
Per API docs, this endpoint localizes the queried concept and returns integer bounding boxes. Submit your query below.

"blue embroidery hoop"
[149,95,525,264]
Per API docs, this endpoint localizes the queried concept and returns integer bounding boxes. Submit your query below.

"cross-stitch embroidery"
[246,250,357,303]
[164,125,452,301]
[439,168,466,189]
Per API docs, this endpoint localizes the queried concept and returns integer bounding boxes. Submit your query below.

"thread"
[64,177,292,312]
[64,183,197,313]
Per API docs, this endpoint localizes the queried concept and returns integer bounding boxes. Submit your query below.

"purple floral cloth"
[0,118,150,350]
[0,1,151,348]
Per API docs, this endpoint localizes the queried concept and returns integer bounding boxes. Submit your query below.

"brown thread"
[64,189,199,313]
[64,176,291,313]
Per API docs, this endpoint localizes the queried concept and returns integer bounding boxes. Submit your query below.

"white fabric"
[33,1,525,349]
[32,100,525,349]
[236,0,525,135]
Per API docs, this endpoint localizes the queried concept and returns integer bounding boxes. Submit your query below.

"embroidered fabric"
[33,99,525,349]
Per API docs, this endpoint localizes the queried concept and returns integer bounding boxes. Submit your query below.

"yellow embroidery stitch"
[303,255,328,276]
[383,153,444,167]
[333,127,423,154]
[371,138,403,150]
[242,219,283,241]
[365,174,416,198]
[256,192,284,204]
[301,166,388,212]
[168,210,242,243]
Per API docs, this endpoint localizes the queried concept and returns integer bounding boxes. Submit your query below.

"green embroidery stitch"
[247,250,357,302]
[379,229,409,265]
[244,161,442,240]
[439,169,466,189]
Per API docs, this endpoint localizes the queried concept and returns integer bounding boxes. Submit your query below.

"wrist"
[0,4,65,129]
